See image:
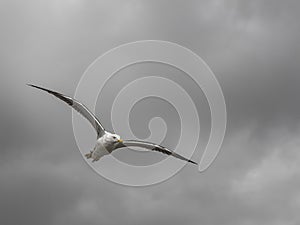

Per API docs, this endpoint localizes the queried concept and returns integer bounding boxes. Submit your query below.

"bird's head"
[104,132,123,145]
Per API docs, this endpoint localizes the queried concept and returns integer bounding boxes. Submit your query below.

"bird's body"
[85,139,110,162]
[28,84,197,165]
[86,132,121,162]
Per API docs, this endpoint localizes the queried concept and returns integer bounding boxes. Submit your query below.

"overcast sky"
[1,0,300,224]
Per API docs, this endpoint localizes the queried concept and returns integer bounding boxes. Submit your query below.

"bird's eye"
[113,136,116,139]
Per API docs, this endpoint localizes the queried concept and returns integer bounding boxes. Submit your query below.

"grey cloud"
[1,0,300,225]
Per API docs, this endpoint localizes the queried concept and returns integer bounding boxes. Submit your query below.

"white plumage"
[28,84,197,165]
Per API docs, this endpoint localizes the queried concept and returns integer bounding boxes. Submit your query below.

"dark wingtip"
[27,83,42,89]
[189,160,198,165]
[27,84,54,93]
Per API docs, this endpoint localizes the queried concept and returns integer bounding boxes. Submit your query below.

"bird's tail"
[85,152,92,159]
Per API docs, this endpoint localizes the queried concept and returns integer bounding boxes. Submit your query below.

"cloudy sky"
[1,0,300,224]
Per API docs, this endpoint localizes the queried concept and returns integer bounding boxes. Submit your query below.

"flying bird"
[27,84,197,165]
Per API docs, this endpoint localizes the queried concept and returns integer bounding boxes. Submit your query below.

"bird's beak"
[118,139,123,143]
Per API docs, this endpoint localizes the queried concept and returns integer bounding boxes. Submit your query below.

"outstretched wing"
[116,140,197,165]
[28,84,106,138]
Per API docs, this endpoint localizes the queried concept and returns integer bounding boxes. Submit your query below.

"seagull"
[27,84,197,165]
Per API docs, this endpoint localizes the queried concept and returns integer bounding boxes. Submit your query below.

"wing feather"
[28,84,106,138]
[116,140,197,165]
